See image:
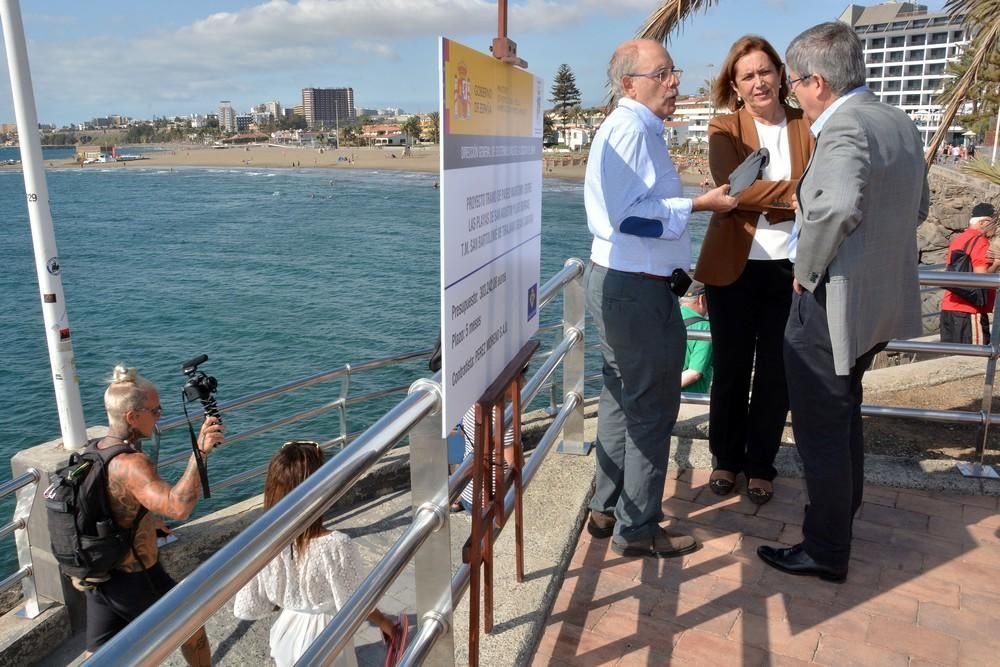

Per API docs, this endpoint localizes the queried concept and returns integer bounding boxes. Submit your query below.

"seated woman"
[234,441,397,667]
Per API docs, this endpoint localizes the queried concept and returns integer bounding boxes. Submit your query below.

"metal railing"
[70,260,1000,664]
[88,257,587,666]
[561,267,1000,479]
[0,467,50,618]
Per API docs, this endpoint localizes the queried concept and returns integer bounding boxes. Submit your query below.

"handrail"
[0,565,30,597]
[87,387,441,666]
[298,325,583,665]
[400,392,583,666]
[84,257,1000,666]
[89,262,585,666]
[0,469,38,499]
[155,348,433,434]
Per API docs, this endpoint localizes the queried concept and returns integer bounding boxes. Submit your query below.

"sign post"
[438,38,543,435]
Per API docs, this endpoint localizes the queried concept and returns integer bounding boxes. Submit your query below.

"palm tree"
[635,0,721,43]
[634,1,998,172]
[925,0,1000,168]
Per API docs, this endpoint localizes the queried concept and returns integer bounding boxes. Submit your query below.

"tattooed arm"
[108,416,224,521]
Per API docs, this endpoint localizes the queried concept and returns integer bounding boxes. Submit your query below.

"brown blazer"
[693,105,814,286]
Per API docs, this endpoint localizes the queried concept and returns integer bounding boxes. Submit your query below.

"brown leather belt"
[590,261,674,285]
[636,272,673,284]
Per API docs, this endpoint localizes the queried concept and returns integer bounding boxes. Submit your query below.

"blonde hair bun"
[111,364,138,384]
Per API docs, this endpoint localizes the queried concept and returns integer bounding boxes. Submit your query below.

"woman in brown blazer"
[693,35,814,504]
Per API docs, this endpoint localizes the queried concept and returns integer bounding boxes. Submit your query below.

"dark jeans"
[585,262,685,542]
[704,259,793,481]
[784,284,884,569]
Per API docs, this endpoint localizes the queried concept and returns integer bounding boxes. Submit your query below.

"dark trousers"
[704,259,793,481]
[784,284,884,569]
[940,309,990,345]
[585,263,685,542]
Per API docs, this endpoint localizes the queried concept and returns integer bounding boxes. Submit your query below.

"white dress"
[234,531,364,667]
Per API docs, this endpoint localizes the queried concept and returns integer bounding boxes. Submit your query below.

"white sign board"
[439,38,543,435]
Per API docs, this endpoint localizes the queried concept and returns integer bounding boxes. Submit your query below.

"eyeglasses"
[627,67,683,85]
[140,406,162,418]
[788,73,813,89]
[281,440,322,451]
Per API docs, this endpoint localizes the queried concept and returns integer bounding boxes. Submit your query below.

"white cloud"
[3,0,657,121]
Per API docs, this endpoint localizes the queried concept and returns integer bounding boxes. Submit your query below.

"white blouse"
[749,118,794,261]
[234,531,365,667]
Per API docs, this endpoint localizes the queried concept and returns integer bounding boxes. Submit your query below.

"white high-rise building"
[839,2,969,146]
[218,101,236,133]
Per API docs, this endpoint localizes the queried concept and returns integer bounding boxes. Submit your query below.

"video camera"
[180,354,219,498]
[181,354,221,422]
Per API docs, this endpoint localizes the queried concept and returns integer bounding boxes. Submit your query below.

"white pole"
[1,0,88,449]
[992,100,999,167]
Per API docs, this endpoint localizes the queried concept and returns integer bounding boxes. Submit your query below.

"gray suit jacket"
[795,91,929,375]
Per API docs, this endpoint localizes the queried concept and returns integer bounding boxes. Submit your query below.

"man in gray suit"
[756,21,929,582]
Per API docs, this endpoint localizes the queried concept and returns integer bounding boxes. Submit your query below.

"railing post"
[406,378,456,666]
[958,294,1000,479]
[558,258,590,455]
[12,469,52,619]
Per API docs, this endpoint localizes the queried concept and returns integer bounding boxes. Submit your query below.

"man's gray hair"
[104,364,155,431]
[786,21,866,96]
[608,41,642,98]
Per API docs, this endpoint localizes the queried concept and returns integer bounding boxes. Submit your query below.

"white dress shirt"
[584,97,693,276]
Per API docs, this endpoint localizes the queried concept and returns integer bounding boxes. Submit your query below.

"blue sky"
[0,0,948,126]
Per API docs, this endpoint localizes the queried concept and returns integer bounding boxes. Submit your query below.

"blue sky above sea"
[0,0,948,127]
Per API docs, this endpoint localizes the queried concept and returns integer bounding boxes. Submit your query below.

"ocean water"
[0,164,709,575]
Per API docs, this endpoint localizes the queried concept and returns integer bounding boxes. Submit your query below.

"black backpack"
[946,234,988,307]
[44,439,147,581]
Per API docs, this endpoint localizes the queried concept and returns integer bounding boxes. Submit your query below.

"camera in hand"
[181,354,221,422]
[670,268,693,297]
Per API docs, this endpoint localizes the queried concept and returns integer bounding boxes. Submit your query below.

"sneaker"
[611,527,699,558]
[586,510,616,538]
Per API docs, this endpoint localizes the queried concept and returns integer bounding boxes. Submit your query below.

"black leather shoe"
[587,510,616,539]
[756,544,847,583]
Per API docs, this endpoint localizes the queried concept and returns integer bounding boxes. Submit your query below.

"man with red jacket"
[940,203,1000,344]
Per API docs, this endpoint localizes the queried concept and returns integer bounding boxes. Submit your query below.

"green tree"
[427,111,440,143]
[550,64,582,114]
[402,115,423,143]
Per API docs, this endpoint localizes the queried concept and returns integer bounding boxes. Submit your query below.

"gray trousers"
[585,262,685,542]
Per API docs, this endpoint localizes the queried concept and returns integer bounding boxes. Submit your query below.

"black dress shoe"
[756,544,847,583]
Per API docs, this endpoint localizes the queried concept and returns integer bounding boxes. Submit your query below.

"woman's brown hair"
[712,35,789,112]
[264,441,326,555]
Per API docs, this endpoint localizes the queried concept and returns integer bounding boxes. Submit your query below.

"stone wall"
[918,166,1000,333]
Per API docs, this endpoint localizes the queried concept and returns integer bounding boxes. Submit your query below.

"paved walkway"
[535,469,1000,667]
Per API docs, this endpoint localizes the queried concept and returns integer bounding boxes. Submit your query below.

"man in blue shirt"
[584,38,737,558]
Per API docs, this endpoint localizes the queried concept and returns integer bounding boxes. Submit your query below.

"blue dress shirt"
[584,97,693,276]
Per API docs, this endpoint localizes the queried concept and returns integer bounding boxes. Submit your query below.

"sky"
[0,0,949,127]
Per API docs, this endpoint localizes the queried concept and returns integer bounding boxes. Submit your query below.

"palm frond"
[961,158,1000,186]
[603,1,721,110]
[635,0,722,43]
[926,0,1000,166]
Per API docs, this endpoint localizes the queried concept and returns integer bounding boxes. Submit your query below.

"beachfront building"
[218,101,236,133]
[664,120,690,149]
[840,1,969,147]
[670,96,717,153]
[556,127,592,150]
[235,114,254,133]
[302,87,355,130]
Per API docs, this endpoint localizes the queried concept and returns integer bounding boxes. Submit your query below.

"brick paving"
[533,469,1000,667]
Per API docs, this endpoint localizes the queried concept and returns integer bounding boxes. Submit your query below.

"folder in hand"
[728,147,770,196]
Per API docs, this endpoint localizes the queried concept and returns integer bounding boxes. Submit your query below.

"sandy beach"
[2,142,709,186]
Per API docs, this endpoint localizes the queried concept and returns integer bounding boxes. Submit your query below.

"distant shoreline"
[0,142,709,186]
